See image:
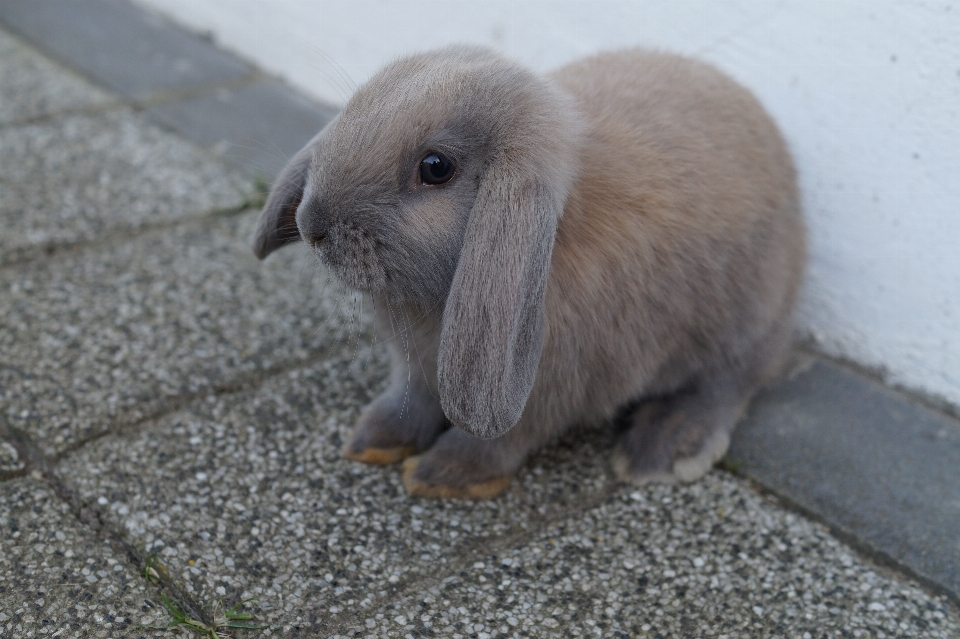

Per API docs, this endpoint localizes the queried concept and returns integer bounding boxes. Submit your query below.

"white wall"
[137,0,960,407]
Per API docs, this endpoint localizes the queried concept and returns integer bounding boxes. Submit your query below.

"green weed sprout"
[141,592,274,638]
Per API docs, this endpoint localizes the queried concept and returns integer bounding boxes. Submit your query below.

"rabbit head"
[254,45,583,439]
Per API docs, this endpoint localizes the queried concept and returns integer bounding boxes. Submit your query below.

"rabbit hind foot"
[612,387,746,485]
[612,428,731,485]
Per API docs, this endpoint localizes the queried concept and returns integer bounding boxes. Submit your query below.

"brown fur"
[253,46,805,498]
[402,456,511,500]
[342,443,417,466]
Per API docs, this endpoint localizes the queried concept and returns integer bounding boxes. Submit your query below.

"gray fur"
[253,46,806,497]
[346,301,447,456]
[438,162,576,439]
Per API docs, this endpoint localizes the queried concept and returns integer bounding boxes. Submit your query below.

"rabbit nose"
[295,199,330,247]
[303,231,326,247]
[300,226,327,248]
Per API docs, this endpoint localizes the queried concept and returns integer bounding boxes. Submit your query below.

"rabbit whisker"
[384,296,412,420]
[285,29,357,94]
[406,304,440,402]
[366,299,439,347]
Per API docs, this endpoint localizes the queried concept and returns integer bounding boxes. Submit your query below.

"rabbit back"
[532,50,805,429]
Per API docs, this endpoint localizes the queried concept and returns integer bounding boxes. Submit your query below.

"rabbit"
[252,45,805,499]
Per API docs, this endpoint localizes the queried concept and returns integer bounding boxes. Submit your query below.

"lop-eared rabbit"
[253,46,805,499]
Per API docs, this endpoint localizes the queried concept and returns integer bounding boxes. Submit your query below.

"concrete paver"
[0,477,173,638]
[147,79,339,179]
[0,28,115,125]
[0,109,249,266]
[57,343,617,635]
[731,357,960,597]
[0,212,355,456]
[348,479,960,638]
[0,0,251,100]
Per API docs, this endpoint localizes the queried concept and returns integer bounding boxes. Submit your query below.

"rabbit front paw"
[400,427,522,499]
[343,388,447,465]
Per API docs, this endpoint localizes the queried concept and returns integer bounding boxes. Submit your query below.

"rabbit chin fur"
[253,45,806,498]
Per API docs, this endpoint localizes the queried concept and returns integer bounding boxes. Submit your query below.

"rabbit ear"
[437,161,567,439]
[252,127,327,259]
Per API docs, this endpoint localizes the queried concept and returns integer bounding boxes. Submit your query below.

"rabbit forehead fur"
[298,44,581,302]
[321,45,575,174]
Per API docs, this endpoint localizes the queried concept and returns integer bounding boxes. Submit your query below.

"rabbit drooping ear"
[252,124,331,259]
[438,138,577,439]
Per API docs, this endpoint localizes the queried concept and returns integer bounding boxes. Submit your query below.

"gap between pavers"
[54,339,618,636]
[1,211,358,457]
[350,479,960,638]
[0,107,251,268]
[730,355,960,602]
[0,0,338,181]
[0,21,256,270]
[0,476,176,638]
[50,340,960,637]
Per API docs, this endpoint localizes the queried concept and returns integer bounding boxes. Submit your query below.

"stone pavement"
[1,1,959,637]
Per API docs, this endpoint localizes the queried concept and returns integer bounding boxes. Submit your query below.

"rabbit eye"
[419,152,456,185]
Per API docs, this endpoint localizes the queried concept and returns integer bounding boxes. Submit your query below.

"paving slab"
[0,0,251,101]
[0,109,250,267]
[730,357,960,599]
[0,212,356,456]
[147,79,339,180]
[0,476,174,638]
[347,477,960,639]
[0,27,116,126]
[56,343,617,635]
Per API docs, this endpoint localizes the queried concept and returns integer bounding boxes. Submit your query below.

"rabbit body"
[254,47,805,498]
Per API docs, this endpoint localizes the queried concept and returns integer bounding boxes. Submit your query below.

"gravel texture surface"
[56,341,619,635]
[0,108,248,266]
[0,477,173,638]
[341,478,960,639]
[0,212,356,456]
[57,342,960,637]
[0,28,115,126]
[0,438,24,474]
